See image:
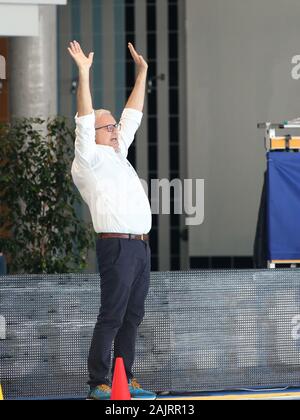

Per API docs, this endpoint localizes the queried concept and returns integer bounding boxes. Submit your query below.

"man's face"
[95,114,120,151]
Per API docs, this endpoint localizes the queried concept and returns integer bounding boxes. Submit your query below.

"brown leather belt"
[98,233,149,242]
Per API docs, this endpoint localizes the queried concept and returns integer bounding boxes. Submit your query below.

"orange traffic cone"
[110,357,131,400]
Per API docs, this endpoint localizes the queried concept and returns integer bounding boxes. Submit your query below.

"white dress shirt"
[71,108,152,234]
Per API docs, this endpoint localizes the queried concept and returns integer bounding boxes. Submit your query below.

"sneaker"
[128,378,156,400]
[87,384,111,400]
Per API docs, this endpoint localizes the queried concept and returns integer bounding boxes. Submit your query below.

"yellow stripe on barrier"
[158,392,300,401]
[0,384,4,401]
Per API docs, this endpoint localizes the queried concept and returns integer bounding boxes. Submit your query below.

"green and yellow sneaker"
[87,384,111,400]
[129,379,156,400]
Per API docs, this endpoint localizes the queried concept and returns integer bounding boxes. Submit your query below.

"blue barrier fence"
[0,269,300,399]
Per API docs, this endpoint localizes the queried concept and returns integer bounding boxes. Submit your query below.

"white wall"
[0,1,66,3]
[186,0,300,257]
[0,1,66,36]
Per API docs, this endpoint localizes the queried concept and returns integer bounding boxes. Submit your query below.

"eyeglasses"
[95,123,121,132]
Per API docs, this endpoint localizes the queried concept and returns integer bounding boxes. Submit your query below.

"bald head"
[95,109,111,118]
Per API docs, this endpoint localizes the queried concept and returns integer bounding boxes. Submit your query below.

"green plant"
[0,117,95,274]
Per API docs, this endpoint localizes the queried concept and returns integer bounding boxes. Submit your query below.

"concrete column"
[9,6,57,119]
[157,0,170,271]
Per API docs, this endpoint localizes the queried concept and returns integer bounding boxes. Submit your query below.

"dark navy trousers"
[88,237,151,387]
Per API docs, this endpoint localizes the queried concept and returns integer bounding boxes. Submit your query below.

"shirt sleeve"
[118,108,143,158]
[74,111,102,167]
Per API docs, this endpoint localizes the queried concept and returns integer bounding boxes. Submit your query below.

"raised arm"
[125,43,148,112]
[68,41,94,117]
[68,41,101,167]
[117,44,148,156]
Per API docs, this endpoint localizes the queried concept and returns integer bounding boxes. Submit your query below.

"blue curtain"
[267,152,300,260]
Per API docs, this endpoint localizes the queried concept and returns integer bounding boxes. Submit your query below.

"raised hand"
[125,43,148,112]
[68,41,94,117]
[68,41,94,71]
[128,43,148,74]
